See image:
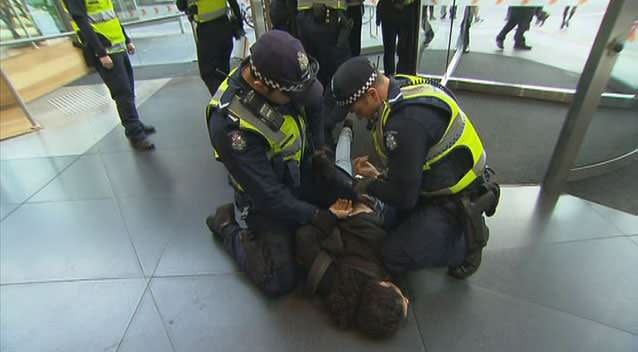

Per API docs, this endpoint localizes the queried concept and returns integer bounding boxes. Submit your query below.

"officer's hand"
[353,156,380,178]
[127,43,136,55]
[329,199,353,219]
[99,55,114,69]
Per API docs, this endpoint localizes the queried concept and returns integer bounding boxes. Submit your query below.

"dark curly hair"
[325,264,406,338]
[325,263,370,329]
[355,281,406,338]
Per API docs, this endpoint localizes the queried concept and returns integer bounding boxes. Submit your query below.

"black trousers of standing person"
[380,2,418,75]
[496,6,535,46]
[347,4,363,56]
[296,10,352,87]
[93,51,145,141]
[196,16,234,95]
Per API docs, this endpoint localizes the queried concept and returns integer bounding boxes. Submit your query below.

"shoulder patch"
[228,130,247,152]
[384,130,399,152]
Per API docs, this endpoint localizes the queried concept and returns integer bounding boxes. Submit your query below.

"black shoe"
[496,38,504,49]
[130,137,155,151]
[207,203,237,241]
[142,124,156,135]
[514,43,532,50]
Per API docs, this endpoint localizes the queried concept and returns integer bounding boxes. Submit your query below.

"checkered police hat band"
[249,57,307,93]
[335,70,378,107]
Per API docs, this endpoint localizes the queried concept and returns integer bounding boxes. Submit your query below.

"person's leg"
[428,5,434,19]
[462,7,472,52]
[381,18,398,75]
[567,6,576,25]
[197,18,234,95]
[211,207,297,297]
[562,6,569,28]
[382,202,466,275]
[396,7,417,74]
[514,9,533,47]
[335,126,354,176]
[440,5,446,19]
[94,52,145,140]
[347,5,363,56]
[496,17,517,42]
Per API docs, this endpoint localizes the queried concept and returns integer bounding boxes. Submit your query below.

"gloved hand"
[353,177,375,198]
[231,18,245,39]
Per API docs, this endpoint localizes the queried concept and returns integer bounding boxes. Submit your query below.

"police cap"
[331,56,379,107]
[249,30,322,105]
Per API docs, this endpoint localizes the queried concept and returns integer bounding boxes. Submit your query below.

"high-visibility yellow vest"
[187,0,227,23]
[207,69,306,192]
[298,0,347,11]
[372,74,486,197]
[65,0,126,54]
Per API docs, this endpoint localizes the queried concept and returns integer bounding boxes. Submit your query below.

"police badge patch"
[384,131,398,151]
[229,131,247,151]
[297,51,309,73]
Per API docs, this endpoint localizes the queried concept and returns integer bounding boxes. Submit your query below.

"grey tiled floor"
[1,75,637,352]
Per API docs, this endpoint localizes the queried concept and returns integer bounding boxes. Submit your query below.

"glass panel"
[567,17,638,215]
[418,3,461,76]
[445,0,611,90]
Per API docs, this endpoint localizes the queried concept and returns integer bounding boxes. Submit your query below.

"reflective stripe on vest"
[298,0,347,10]
[187,0,227,23]
[207,70,306,191]
[65,0,126,50]
[373,76,486,197]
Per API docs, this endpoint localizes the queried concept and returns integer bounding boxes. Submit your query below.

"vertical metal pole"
[249,0,267,38]
[542,0,638,196]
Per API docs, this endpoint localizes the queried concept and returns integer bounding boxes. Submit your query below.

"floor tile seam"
[96,151,147,280]
[88,142,211,157]
[460,279,636,335]
[483,233,634,254]
[114,280,157,352]
[1,154,85,220]
[147,280,179,352]
[24,196,115,205]
[151,271,240,280]
[0,275,145,287]
[583,201,635,235]
[409,303,430,352]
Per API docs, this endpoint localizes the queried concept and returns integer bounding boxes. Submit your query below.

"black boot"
[142,123,156,135]
[514,43,532,50]
[129,137,155,151]
[448,218,490,279]
[206,203,238,243]
[496,38,504,49]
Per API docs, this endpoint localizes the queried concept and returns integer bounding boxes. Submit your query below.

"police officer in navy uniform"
[205,30,341,297]
[296,0,353,87]
[331,57,500,278]
[177,0,245,95]
[63,0,155,150]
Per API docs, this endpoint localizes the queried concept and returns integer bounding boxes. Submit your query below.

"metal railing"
[0,12,188,48]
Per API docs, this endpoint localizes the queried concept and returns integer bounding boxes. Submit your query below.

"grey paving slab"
[29,155,114,203]
[469,237,638,334]
[0,199,142,284]
[631,236,638,247]
[151,275,425,352]
[587,202,638,236]
[153,192,236,277]
[485,186,626,250]
[0,278,146,352]
[0,156,76,204]
[118,289,174,352]
[408,270,634,352]
[116,195,186,276]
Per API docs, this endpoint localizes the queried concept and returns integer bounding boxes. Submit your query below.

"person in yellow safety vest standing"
[177,0,245,95]
[63,0,156,150]
[331,57,500,279]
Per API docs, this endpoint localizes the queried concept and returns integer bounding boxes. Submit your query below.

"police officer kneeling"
[331,57,500,279]
[205,30,335,297]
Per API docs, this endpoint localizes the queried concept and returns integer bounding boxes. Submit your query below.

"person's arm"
[63,0,107,57]
[211,108,330,225]
[304,99,326,149]
[364,106,443,210]
[121,24,131,44]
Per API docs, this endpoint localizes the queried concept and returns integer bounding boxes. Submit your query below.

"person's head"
[355,280,409,338]
[326,264,408,338]
[242,30,322,106]
[330,56,390,120]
